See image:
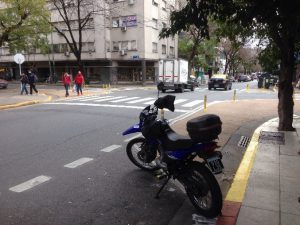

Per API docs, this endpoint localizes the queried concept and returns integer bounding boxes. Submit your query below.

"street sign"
[14,53,25,64]
[133,55,139,60]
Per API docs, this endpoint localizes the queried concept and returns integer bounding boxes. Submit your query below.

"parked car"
[238,74,251,82]
[188,76,201,87]
[208,74,232,90]
[0,79,8,89]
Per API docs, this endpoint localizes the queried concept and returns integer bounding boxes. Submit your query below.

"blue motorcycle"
[123,95,223,218]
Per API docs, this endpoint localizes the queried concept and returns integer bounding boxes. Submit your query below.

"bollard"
[204,95,207,111]
[246,84,250,92]
[233,89,237,101]
[160,108,165,119]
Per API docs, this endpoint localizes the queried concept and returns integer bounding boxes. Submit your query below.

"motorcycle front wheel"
[126,137,160,171]
[184,162,223,218]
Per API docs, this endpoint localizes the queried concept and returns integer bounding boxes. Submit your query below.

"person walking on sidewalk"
[62,72,71,97]
[20,73,29,95]
[74,70,84,96]
[28,70,38,95]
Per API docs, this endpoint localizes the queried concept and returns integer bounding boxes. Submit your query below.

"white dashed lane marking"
[174,99,188,104]
[9,175,52,193]
[64,157,94,168]
[79,96,112,102]
[100,145,121,152]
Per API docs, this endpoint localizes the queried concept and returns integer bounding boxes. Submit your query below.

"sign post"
[13,53,25,76]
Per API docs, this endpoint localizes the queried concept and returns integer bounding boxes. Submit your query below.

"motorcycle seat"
[163,129,195,150]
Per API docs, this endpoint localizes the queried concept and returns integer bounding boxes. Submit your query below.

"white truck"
[157,59,194,93]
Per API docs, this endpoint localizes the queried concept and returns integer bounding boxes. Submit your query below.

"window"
[152,42,158,53]
[82,42,95,52]
[162,22,167,28]
[112,18,120,28]
[130,40,137,50]
[162,44,166,54]
[152,0,158,6]
[170,46,174,56]
[152,18,158,29]
[162,0,166,10]
[121,41,128,50]
[113,41,119,51]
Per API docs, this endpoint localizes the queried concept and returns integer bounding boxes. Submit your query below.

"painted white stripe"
[62,96,85,101]
[79,96,112,102]
[124,134,142,142]
[143,100,155,105]
[126,97,154,104]
[94,96,125,102]
[9,175,51,193]
[43,102,190,112]
[110,97,139,103]
[64,157,94,168]
[174,99,188,104]
[182,100,203,107]
[101,145,121,152]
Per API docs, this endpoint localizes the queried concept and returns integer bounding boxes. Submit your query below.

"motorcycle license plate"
[214,84,219,87]
[207,156,223,174]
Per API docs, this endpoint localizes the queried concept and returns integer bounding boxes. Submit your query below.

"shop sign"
[122,15,137,27]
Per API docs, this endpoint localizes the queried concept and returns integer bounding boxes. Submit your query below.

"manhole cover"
[259,131,285,145]
[238,136,251,148]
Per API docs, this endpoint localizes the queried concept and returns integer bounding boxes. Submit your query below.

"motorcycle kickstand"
[155,175,171,199]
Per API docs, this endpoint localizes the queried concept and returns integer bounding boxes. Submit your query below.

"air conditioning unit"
[65,51,70,57]
[121,26,127,32]
[128,0,134,5]
[120,49,126,56]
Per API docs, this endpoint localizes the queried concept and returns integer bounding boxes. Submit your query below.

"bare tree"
[49,0,108,71]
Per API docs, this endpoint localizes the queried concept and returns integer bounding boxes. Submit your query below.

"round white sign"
[14,53,25,64]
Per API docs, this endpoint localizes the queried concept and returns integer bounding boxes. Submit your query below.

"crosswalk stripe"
[143,100,155,105]
[100,145,121,152]
[9,175,52,193]
[182,100,203,107]
[64,158,94,168]
[174,99,188,104]
[94,96,126,102]
[110,97,139,103]
[126,97,154,104]
[79,96,112,102]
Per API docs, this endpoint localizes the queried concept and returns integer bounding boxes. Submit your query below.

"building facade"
[0,0,178,84]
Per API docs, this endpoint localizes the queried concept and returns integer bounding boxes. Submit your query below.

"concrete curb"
[0,96,52,110]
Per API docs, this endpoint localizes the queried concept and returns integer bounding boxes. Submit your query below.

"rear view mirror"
[154,95,176,112]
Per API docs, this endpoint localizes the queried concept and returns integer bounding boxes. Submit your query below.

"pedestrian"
[62,72,71,97]
[74,70,84,96]
[28,70,38,95]
[20,73,29,95]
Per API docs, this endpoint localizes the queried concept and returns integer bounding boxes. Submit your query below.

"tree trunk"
[278,45,295,131]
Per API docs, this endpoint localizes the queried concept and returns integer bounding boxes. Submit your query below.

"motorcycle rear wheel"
[184,162,222,218]
[126,137,160,171]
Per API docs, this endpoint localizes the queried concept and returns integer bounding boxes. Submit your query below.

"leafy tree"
[50,0,107,71]
[0,0,50,53]
[258,43,280,74]
[160,0,300,131]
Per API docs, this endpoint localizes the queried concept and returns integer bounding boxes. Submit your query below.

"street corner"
[0,94,52,110]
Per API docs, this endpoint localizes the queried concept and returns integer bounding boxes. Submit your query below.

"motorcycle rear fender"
[122,124,141,136]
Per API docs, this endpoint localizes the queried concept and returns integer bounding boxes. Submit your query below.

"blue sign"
[133,55,139,60]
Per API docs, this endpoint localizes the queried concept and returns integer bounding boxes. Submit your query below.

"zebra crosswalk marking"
[79,96,112,102]
[110,97,140,103]
[94,96,126,102]
[126,97,154,104]
[174,99,188,104]
[182,100,203,107]
[143,100,155,105]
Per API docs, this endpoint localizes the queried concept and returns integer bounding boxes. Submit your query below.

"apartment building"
[0,0,178,84]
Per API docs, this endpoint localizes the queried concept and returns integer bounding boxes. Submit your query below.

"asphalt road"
[0,80,277,225]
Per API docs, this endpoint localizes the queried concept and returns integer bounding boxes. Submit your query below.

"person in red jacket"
[62,72,71,97]
[74,70,84,95]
